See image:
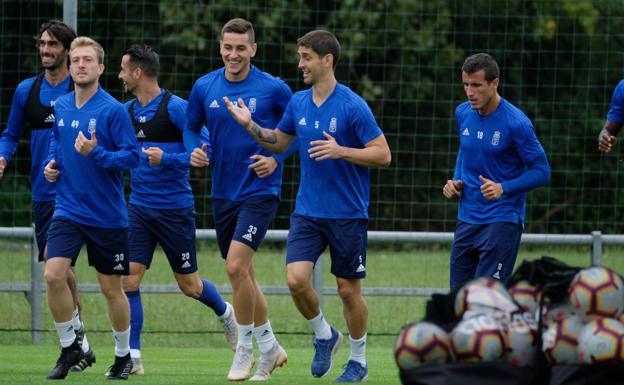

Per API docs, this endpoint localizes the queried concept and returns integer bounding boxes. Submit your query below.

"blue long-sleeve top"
[183,130,297,170]
[185,65,292,201]
[47,87,138,228]
[125,89,210,209]
[452,98,550,225]
[0,74,72,201]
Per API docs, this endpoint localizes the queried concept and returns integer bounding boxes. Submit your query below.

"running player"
[43,36,139,380]
[224,29,392,383]
[186,18,292,381]
[0,20,95,372]
[118,44,237,375]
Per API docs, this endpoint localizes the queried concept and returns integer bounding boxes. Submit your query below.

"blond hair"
[70,36,105,64]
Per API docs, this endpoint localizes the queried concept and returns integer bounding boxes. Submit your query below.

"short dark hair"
[462,53,499,82]
[221,18,255,43]
[297,30,341,69]
[123,44,160,77]
[35,20,77,51]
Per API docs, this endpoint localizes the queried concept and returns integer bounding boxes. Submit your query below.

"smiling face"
[118,54,139,94]
[38,31,69,71]
[70,45,104,88]
[297,46,329,86]
[220,32,256,82]
[462,69,499,115]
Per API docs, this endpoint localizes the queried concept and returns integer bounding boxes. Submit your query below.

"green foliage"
[2,1,624,233]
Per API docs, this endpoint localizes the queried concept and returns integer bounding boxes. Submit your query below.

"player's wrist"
[87,145,99,158]
[604,125,622,137]
[340,146,354,160]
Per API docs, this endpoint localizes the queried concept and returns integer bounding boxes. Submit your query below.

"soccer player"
[224,29,391,383]
[42,36,139,380]
[598,80,624,152]
[117,44,237,375]
[442,53,550,290]
[186,18,292,381]
[0,20,95,372]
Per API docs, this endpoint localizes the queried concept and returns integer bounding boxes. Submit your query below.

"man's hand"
[0,157,6,179]
[190,144,209,167]
[308,132,344,161]
[223,97,252,129]
[249,154,278,178]
[44,160,59,182]
[479,175,503,200]
[598,128,617,153]
[75,131,97,156]
[442,179,463,199]
[142,146,164,166]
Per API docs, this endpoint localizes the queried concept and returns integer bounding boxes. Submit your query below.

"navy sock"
[197,279,227,316]
[126,289,143,350]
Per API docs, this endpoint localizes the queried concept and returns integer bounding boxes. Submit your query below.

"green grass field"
[0,241,622,383]
[0,345,398,384]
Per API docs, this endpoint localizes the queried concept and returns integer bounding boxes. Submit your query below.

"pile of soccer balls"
[395,267,624,371]
[541,266,624,365]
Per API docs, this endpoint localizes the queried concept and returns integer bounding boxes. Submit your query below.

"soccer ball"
[394,322,452,369]
[471,276,509,295]
[568,266,624,320]
[542,315,584,364]
[541,300,578,325]
[455,277,518,319]
[505,313,538,366]
[577,318,624,364]
[509,280,542,315]
[450,314,506,362]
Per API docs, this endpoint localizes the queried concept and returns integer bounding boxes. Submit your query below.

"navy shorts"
[47,216,129,275]
[128,204,197,274]
[449,220,523,290]
[286,214,368,279]
[213,195,280,259]
[32,200,55,262]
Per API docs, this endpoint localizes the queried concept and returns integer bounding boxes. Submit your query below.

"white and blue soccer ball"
[450,314,506,362]
[569,267,624,321]
[394,321,452,369]
[505,313,538,366]
[577,317,624,364]
[455,277,518,319]
[542,315,584,364]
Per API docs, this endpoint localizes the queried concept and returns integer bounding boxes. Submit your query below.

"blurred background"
[1,0,624,347]
[2,0,624,234]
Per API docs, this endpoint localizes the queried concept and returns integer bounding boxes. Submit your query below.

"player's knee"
[66,268,77,282]
[336,281,358,301]
[177,280,201,298]
[44,269,66,289]
[226,261,248,282]
[99,284,124,301]
[286,273,308,296]
[122,275,141,292]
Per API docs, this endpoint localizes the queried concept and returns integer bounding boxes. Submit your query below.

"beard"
[41,54,66,71]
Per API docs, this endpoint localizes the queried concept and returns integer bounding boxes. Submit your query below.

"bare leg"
[286,261,319,319]
[226,241,256,325]
[173,271,203,298]
[250,265,269,325]
[44,257,74,322]
[121,262,147,293]
[66,267,81,314]
[97,273,129,331]
[336,277,367,339]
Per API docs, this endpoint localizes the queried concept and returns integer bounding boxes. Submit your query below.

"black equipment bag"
[399,362,538,385]
[549,363,624,385]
